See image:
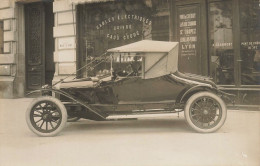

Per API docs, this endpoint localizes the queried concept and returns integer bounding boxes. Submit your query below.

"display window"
[208,0,234,85]
[77,0,169,77]
[240,0,260,85]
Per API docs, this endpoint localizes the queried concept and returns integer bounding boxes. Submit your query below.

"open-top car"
[26,40,234,136]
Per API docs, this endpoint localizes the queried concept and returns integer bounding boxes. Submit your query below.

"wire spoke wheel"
[190,96,222,129]
[30,101,62,133]
[184,92,227,133]
[26,96,67,137]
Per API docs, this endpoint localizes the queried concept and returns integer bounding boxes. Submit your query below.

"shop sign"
[241,41,260,50]
[58,37,75,50]
[177,6,199,57]
[212,42,233,47]
[95,14,152,41]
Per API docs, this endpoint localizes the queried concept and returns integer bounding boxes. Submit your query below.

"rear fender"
[178,85,235,104]
[179,85,216,103]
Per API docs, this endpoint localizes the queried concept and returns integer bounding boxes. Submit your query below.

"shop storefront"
[207,0,260,105]
[171,0,260,105]
[74,0,259,105]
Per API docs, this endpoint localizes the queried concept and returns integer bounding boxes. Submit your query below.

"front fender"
[26,88,67,97]
[26,88,106,119]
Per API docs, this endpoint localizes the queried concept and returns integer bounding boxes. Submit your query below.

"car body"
[26,40,234,136]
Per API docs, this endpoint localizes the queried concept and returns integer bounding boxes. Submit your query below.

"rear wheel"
[184,91,227,133]
[26,96,67,136]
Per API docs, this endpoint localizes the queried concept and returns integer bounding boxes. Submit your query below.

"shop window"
[208,1,234,85]
[151,0,169,41]
[152,16,169,41]
[0,21,3,54]
[77,0,169,77]
[240,0,260,85]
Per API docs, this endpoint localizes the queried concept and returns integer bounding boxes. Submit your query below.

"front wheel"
[184,91,227,133]
[26,96,67,136]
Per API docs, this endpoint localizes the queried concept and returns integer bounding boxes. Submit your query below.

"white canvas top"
[107,40,179,53]
[108,40,179,79]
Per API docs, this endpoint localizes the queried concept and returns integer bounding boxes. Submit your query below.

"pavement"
[0,98,259,166]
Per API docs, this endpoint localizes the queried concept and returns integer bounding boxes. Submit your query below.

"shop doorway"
[25,2,54,91]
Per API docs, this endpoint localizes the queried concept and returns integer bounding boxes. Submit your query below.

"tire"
[67,116,80,122]
[26,96,67,137]
[184,91,227,133]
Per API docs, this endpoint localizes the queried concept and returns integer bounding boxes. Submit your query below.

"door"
[173,0,208,75]
[25,3,45,90]
[25,2,54,91]
[111,76,186,103]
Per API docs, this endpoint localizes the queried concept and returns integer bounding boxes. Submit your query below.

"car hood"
[55,76,112,89]
[59,80,95,89]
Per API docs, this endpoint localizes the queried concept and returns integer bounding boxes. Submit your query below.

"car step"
[106,112,178,120]
[106,118,138,121]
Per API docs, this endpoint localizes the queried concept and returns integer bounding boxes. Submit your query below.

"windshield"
[85,56,111,78]
[112,55,143,77]
[84,54,143,79]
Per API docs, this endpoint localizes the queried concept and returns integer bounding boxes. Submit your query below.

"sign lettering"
[58,37,75,50]
[241,41,260,50]
[178,8,199,57]
[95,14,151,41]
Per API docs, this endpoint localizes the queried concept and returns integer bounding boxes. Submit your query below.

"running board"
[106,112,179,120]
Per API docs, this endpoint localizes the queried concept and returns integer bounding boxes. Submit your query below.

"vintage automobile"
[26,40,234,136]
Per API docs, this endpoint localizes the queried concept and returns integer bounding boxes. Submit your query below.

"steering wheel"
[116,70,129,77]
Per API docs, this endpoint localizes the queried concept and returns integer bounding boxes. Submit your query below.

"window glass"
[152,15,169,41]
[208,1,234,85]
[78,0,169,77]
[0,21,3,54]
[240,0,260,85]
[112,55,143,77]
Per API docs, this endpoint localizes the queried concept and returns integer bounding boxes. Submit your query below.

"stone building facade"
[0,0,259,106]
[0,0,17,98]
[0,0,77,98]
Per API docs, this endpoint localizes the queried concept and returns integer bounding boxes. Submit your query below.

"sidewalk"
[0,98,260,166]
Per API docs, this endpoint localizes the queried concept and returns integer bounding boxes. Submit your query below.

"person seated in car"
[129,56,141,76]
